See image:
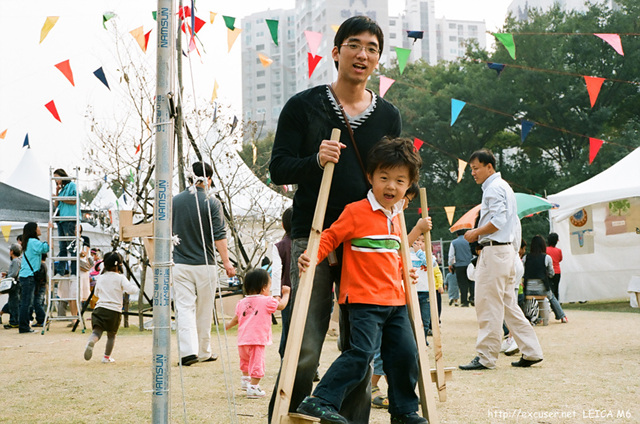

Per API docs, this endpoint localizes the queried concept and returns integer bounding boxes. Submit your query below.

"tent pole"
[152,1,175,423]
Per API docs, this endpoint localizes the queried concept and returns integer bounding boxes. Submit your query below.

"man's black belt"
[480,240,511,247]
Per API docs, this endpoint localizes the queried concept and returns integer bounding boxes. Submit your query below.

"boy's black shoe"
[180,354,198,366]
[4,324,19,329]
[511,356,543,367]
[391,412,428,424]
[296,396,348,424]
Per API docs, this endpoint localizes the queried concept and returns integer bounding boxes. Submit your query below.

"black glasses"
[341,42,380,56]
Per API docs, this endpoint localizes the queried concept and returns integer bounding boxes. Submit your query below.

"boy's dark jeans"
[313,303,420,417]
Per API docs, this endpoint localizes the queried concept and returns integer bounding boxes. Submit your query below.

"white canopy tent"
[548,147,640,302]
[3,148,50,200]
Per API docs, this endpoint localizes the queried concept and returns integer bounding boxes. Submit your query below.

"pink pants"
[238,345,266,379]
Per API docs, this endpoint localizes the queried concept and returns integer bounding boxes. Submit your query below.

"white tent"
[3,148,50,200]
[89,184,119,211]
[548,147,640,302]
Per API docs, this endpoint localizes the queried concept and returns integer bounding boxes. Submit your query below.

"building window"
[257,70,265,77]
[449,23,456,29]
[449,36,457,42]
[257,83,265,89]
[256,44,265,51]
[390,33,396,39]
[257,96,266,101]
[390,19,396,26]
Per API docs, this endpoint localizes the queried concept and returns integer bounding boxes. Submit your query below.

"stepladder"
[43,167,87,333]
[271,129,439,423]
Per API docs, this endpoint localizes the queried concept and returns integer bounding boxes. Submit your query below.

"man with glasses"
[268,15,402,424]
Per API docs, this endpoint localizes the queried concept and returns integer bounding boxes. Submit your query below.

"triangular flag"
[223,16,236,30]
[93,67,110,90]
[227,28,242,53]
[103,12,115,30]
[521,120,535,142]
[457,159,467,183]
[210,12,217,24]
[304,31,323,56]
[211,80,219,103]
[129,27,146,52]
[55,60,75,86]
[135,144,141,154]
[307,53,322,78]
[413,137,424,151]
[230,116,238,134]
[444,207,456,226]
[129,169,135,183]
[487,62,506,76]
[493,33,516,60]
[252,143,257,165]
[40,16,59,43]
[266,19,279,46]
[379,76,395,98]
[395,47,411,74]
[23,134,29,148]
[331,25,340,33]
[45,100,61,122]
[144,30,152,52]
[258,53,273,67]
[594,33,624,56]
[0,129,7,139]
[584,76,605,108]
[589,138,604,164]
[178,6,191,19]
[152,11,157,21]
[1,225,11,242]
[451,99,466,126]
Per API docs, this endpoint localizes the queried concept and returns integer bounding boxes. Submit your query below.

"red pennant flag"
[589,138,604,164]
[135,144,141,154]
[178,6,191,19]
[193,16,205,33]
[413,137,424,151]
[144,30,152,51]
[45,100,61,122]
[55,60,75,86]
[584,76,605,108]
[307,53,322,78]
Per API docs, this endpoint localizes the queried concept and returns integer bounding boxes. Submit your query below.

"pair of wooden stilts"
[272,129,450,424]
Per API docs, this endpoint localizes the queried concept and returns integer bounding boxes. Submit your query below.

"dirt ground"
[1,299,639,424]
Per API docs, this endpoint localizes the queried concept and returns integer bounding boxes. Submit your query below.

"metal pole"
[152,1,174,423]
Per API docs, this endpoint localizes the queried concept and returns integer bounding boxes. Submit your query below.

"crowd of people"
[0,14,573,424]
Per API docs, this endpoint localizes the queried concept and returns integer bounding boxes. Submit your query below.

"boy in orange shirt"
[297,137,427,424]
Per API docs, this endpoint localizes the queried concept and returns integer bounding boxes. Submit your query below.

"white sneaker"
[240,376,251,390]
[102,356,116,363]
[500,337,510,353]
[504,337,520,356]
[246,384,265,398]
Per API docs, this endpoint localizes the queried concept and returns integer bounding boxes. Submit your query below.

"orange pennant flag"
[0,129,7,139]
[227,27,242,52]
[444,206,456,226]
[258,53,273,67]
[130,26,146,52]
[589,138,604,164]
[210,12,217,24]
[584,76,605,108]
[211,80,219,103]
[40,16,59,43]
[457,159,467,183]
[55,60,75,86]
[45,100,61,122]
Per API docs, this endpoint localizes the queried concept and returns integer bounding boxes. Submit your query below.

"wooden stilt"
[272,129,341,424]
[420,188,447,402]
[399,210,439,423]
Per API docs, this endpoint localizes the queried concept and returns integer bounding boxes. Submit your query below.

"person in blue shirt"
[18,222,52,333]
[53,168,77,276]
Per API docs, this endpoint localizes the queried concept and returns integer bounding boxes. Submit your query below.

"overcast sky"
[0,0,513,186]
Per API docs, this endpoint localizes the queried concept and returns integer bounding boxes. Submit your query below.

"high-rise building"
[507,0,619,21]
[436,18,486,63]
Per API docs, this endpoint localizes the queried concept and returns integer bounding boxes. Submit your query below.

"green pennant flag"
[152,11,157,21]
[266,19,279,46]
[129,169,135,183]
[493,33,516,60]
[266,171,271,185]
[395,47,411,74]
[223,16,236,31]
[102,12,115,30]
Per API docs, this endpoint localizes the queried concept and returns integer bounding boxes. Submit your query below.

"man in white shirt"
[459,149,543,370]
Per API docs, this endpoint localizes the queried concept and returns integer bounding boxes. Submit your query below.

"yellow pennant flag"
[444,207,456,226]
[330,24,340,33]
[1,225,11,242]
[211,80,219,103]
[210,12,217,24]
[40,16,59,43]
[252,143,257,165]
[457,159,467,183]
[130,26,146,52]
[227,27,243,53]
[258,53,273,67]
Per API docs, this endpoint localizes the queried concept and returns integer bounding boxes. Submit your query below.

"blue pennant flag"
[23,133,30,148]
[487,62,506,77]
[93,67,110,90]
[521,120,535,143]
[451,99,466,126]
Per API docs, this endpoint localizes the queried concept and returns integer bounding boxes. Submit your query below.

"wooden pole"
[398,210,439,423]
[420,188,447,401]
[272,129,341,424]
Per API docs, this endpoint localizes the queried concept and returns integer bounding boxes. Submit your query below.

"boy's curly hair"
[366,137,422,184]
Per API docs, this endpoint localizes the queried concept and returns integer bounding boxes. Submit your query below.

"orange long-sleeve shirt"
[317,198,406,306]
